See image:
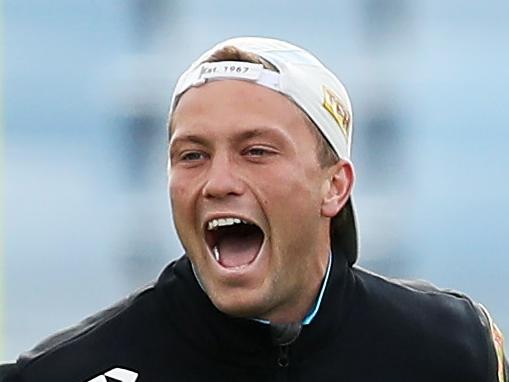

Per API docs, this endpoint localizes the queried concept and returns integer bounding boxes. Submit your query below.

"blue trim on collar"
[253,253,332,326]
[302,253,332,325]
[191,253,332,326]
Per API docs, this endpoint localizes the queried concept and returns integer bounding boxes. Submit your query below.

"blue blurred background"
[3,0,508,360]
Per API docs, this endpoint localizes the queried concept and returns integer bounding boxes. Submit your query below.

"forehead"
[171,80,311,138]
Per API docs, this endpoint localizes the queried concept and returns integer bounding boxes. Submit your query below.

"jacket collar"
[155,252,354,365]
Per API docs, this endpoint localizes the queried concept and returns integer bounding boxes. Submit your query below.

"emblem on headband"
[322,85,350,141]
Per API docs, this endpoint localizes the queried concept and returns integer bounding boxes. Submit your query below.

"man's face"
[169,79,346,323]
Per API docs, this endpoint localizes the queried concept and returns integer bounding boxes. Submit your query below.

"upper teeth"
[207,217,246,231]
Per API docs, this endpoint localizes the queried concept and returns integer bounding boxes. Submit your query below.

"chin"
[209,288,270,319]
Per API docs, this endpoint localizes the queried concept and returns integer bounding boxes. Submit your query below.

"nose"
[202,154,245,199]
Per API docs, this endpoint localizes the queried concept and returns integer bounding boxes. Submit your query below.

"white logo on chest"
[87,367,138,382]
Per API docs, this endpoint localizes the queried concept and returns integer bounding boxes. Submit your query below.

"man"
[1,37,507,381]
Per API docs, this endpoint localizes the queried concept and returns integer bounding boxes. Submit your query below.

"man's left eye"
[246,148,268,156]
[244,146,277,157]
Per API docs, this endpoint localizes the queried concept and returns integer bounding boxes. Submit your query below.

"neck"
[259,247,331,324]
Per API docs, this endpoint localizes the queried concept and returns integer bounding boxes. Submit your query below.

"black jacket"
[1,254,507,381]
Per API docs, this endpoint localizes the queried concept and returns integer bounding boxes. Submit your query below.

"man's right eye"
[181,151,206,161]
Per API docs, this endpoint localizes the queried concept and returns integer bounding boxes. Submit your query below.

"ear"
[321,160,355,218]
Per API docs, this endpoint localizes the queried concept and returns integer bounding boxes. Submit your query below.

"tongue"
[217,229,263,268]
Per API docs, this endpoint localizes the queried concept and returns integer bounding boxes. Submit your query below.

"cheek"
[258,165,324,238]
[169,178,198,234]
[272,168,323,209]
[169,172,194,204]
[169,179,200,251]
[169,182,186,204]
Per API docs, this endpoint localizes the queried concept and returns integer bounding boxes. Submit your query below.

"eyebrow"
[169,134,209,149]
[235,128,271,141]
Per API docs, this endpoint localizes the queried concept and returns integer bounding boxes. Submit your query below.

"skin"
[168,79,354,323]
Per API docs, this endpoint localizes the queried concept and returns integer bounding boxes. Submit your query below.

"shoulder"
[352,266,484,321]
[20,284,154,380]
[6,270,164,381]
[351,266,506,381]
[0,364,19,382]
[2,256,190,382]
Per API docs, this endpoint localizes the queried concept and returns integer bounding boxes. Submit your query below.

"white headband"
[174,61,281,95]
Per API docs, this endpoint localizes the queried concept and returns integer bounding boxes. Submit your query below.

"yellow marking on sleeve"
[480,304,506,382]
[0,0,5,361]
[493,323,506,382]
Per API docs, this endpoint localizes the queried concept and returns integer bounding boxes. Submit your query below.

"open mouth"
[205,217,265,268]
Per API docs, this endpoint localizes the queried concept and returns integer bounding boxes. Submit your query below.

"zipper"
[275,344,291,382]
[277,345,290,368]
[270,322,300,379]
